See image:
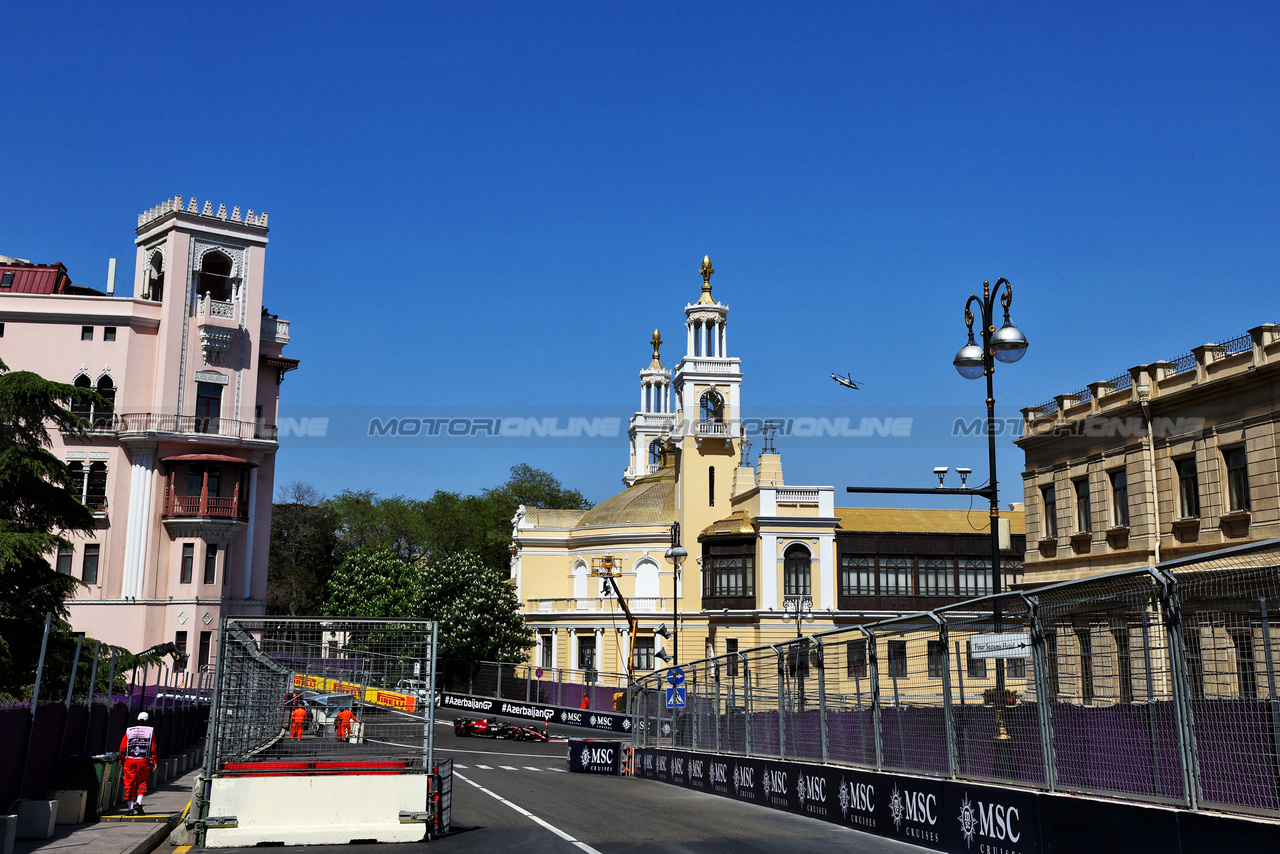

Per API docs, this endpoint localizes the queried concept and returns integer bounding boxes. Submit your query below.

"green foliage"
[0,357,103,698]
[421,552,534,663]
[325,547,425,619]
[267,483,342,616]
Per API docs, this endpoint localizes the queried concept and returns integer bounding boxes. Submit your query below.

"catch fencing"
[0,619,208,812]
[199,617,445,847]
[632,544,1280,819]
[440,659,630,710]
[204,617,439,773]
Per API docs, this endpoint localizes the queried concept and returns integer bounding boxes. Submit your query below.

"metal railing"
[117,412,278,441]
[632,548,1280,819]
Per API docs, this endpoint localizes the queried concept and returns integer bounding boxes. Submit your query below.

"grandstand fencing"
[631,544,1280,820]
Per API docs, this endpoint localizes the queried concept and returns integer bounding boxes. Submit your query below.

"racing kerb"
[197,617,446,846]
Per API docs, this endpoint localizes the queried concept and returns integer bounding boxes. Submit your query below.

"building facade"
[1016,323,1280,582]
[0,196,297,670]
[512,258,1024,679]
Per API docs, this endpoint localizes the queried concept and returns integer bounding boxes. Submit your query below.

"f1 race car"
[453,717,550,741]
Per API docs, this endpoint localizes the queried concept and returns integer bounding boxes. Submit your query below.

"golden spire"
[697,254,716,304]
[649,329,664,369]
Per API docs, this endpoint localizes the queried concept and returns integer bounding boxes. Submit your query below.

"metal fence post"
[863,628,883,770]
[1141,612,1163,799]
[1028,598,1057,792]
[65,634,84,708]
[954,640,971,777]
[771,646,787,759]
[31,612,52,710]
[496,662,503,700]
[714,659,723,753]
[1153,569,1202,809]
[937,619,958,779]
[742,654,753,756]
[1259,599,1280,806]
[816,638,830,764]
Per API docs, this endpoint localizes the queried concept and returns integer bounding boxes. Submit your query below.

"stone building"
[1016,323,1280,582]
[512,257,1024,678]
[0,196,298,670]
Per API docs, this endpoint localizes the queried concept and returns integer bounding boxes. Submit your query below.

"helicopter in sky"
[830,372,861,390]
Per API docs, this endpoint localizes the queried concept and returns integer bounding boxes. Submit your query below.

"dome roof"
[577,472,675,527]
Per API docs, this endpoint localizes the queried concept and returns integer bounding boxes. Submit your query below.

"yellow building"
[511,257,1025,682]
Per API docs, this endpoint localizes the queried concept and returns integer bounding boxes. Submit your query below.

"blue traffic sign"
[666,667,685,687]
[665,686,686,708]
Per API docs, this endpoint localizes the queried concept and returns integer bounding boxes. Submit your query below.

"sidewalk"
[15,766,201,854]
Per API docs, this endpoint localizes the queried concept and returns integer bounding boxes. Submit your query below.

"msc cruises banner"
[635,748,1038,854]
[440,692,632,734]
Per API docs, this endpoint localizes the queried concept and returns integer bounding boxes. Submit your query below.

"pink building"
[0,196,297,672]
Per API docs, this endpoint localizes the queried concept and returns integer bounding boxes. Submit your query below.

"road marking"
[523,766,542,771]
[499,765,519,770]
[454,772,602,854]
[453,764,468,769]
[549,767,567,772]
[475,764,492,769]
[436,745,564,759]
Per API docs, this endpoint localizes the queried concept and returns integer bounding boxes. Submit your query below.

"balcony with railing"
[261,315,290,344]
[165,490,248,520]
[695,420,729,437]
[681,358,738,374]
[526,597,671,614]
[116,413,277,441]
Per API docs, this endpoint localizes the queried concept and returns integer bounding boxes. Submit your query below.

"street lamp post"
[953,277,1028,766]
[784,595,812,712]
[664,539,687,666]
[845,277,1028,778]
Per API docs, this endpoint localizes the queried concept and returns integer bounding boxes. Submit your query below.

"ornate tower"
[625,330,675,484]
[672,256,744,531]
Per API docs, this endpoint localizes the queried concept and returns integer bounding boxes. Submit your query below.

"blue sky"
[4,2,1278,508]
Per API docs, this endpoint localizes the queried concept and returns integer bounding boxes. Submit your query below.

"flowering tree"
[422,552,533,663]
[325,547,424,619]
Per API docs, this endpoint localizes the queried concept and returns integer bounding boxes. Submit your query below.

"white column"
[686,322,695,356]
[710,321,718,357]
[640,382,646,413]
[818,535,835,610]
[242,467,259,600]
[619,627,630,670]
[551,628,560,669]
[568,628,578,672]
[720,322,726,356]
[121,444,156,599]
[595,627,604,671]
[760,534,778,610]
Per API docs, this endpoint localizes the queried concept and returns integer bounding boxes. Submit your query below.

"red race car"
[453,717,549,741]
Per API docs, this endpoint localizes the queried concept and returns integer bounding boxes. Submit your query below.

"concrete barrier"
[50,790,87,825]
[1,814,17,854]
[14,801,57,840]
[176,754,188,775]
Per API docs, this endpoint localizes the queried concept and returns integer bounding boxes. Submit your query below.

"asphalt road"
[204,718,929,853]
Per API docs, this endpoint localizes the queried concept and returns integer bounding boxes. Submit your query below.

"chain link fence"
[205,617,438,774]
[631,542,1280,819]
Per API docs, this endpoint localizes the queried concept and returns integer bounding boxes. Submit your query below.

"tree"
[421,552,533,663]
[267,482,342,616]
[325,547,424,619]
[0,358,101,698]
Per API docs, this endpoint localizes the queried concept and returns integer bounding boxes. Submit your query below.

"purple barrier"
[1192,699,1280,813]
[1050,702,1185,803]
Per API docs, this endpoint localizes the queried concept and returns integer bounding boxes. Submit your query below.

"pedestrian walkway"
[14,765,200,854]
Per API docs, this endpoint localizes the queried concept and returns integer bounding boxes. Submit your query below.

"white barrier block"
[204,774,430,847]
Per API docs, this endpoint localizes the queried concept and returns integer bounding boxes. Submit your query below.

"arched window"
[648,441,662,469]
[67,462,85,500]
[699,390,724,424]
[70,374,92,419]
[197,251,233,302]
[94,376,115,428]
[145,252,164,301]
[784,544,812,597]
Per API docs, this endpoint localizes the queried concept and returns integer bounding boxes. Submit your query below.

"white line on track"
[523,766,542,771]
[499,765,519,770]
[436,745,566,759]
[455,771,602,854]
